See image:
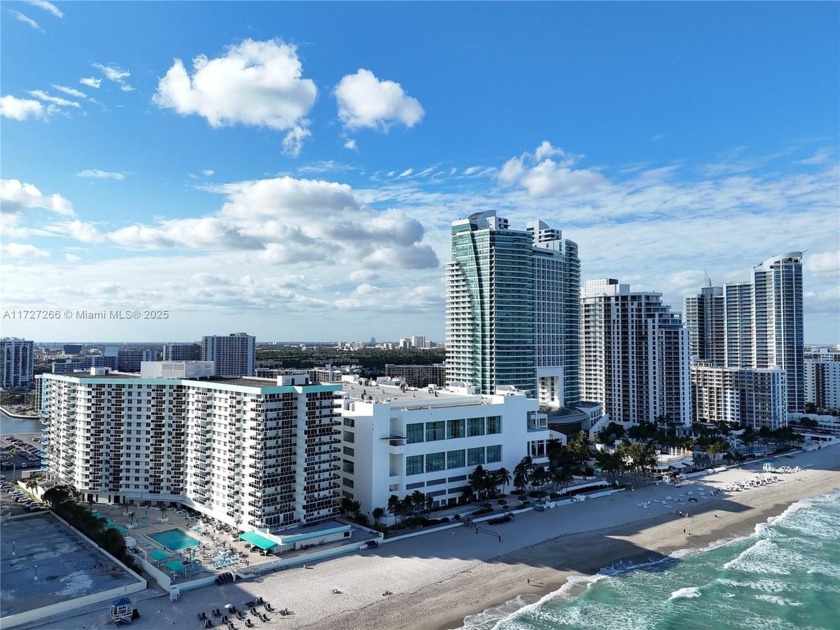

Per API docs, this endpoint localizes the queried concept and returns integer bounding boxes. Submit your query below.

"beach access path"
[25,442,840,630]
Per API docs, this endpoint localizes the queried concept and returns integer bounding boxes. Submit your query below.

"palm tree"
[469,465,486,499]
[495,468,511,495]
[531,465,547,490]
[387,494,401,524]
[705,441,726,466]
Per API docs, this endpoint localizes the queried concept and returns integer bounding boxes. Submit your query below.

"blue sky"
[1,1,838,343]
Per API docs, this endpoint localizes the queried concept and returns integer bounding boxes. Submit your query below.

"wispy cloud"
[26,0,62,18]
[0,96,47,120]
[52,85,87,99]
[9,10,40,30]
[76,169,126,180]
[28,90,80,108]
[80,77,101,89]
[93,63,134,92]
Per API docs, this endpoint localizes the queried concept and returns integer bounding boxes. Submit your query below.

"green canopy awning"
[165,560,187,573]
[150,550,170,562]
[239,531,277,550]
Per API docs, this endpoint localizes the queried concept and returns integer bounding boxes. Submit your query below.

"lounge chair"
[244,620,254,629]
[260,614,270,622]
[204,619,213,629]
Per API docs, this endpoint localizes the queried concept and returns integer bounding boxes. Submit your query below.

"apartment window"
[468,418,485,437]
[447,419,465,439]
[406,455,424,476]
[486,416,502,434]
[406,423,424,444]
[486,445,502,463]
[446,450,465,469]
[467,447,485,466]
[425,421,445,442]
[425,452,445,473]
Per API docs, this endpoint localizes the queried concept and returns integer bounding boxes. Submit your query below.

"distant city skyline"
[1,2,838,343]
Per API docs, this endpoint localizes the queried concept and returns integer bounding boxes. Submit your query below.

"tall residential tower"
[445,211,580,406]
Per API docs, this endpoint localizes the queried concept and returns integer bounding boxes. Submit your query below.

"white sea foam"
[668,586,702,600]
[754,594,803,607]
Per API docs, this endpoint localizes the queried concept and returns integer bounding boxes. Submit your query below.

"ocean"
[463,489,840,630]
[0,411,40,435]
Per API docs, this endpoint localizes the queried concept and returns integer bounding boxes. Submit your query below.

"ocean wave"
[668,586,702,600]
[753,594,804,607]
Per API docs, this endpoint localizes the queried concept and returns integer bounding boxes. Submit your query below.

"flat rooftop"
[0,512,144,619]
[343,381,485,406]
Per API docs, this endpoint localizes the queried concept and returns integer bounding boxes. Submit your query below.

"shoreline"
[0,406,39,420]
[432,493,812,630]
[25,443,840,630]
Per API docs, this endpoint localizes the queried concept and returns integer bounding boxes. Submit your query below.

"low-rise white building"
[337,379,551,516]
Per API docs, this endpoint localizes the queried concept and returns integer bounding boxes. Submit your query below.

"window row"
[406,444,502,475]
[405,416,502,444]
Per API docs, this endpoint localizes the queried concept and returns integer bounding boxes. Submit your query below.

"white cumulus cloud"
[335,68,424,131]
[153,38,317,152]
[0,179,75,216]
[0,95,46,120]
[80,77,101,89]
[1,243,50,258]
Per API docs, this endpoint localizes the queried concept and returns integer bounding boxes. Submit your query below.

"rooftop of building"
[341,380,501,407]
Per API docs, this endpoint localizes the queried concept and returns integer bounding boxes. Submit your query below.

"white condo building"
[38,364,342,532]
[691,363,788,430]
[580,279,691,428]
[201,333,256,377]
[1,337,34,389]
[804,346,840,410]
[684,253,804,421]
[337,378,551,515]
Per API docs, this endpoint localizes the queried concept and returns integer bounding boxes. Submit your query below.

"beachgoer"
[527,578,530,584]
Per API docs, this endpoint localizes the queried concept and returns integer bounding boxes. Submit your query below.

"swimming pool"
[148,528,200,551]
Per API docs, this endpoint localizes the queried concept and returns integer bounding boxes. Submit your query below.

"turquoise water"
[148,528,200,551]
[465,489,840,630]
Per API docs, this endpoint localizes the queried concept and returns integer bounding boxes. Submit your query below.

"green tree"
[495,467,511,495]
[372,507,385,525]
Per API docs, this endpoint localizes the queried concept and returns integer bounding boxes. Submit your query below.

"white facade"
[38,372,342,532]
[139,361,215,379]
[693,254,805,414]
[805,357,840,409]
[580,279,692,428]
[337,380,550,515]
[1,337,34,389]
[691,363,788,430]
[201,332,256,377]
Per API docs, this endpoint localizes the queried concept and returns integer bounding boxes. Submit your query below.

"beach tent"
[239,531,278,551]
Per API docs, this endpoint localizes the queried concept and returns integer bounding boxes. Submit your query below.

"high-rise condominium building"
[691,364,787,430]
[752,253,804,412]
[1,337,34,389]
[685,253,804,414]
[804,346,840,410]
[580,279,691,427]
[38,366,341,531]
[445,211,580,406]
[201,333,256,377]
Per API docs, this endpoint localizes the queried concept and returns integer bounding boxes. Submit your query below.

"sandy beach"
[27,442,840,630]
